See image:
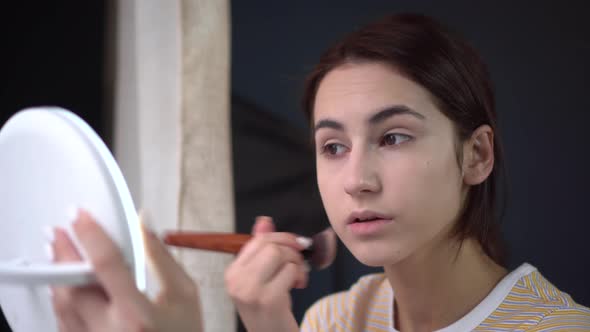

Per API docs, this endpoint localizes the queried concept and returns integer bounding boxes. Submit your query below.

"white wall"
[113,1,235,331]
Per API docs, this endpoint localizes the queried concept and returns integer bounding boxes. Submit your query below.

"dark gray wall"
[231,0,590,325]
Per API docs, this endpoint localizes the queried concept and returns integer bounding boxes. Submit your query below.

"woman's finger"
[54,307,86,332]
[238,216,275,263]
[51,227,87,331]
[236,232,308,267]
[293,263,309,289]
[52,226,82,261]
[249,244,304,283]
[265,262,301,297]
[225,242,304,300]
[72,210,150,310]
[140,213,198,301]
[252,216,275,235]
[52,290,87,332]
[51,226,110,328]
[54,286,109,331]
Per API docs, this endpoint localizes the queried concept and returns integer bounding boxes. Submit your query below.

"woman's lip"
[346,210,392,224]
[347,218,392,236]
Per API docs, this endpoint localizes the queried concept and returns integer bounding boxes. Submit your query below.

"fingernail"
[296,236,313,249]
[43,226,55,243]
[255,216,270,224]
[66,205,79,222]
[47,287,54,297]
[45,244,54,262]
[303,261,311,273]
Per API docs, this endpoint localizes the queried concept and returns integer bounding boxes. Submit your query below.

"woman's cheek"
[411,153,463,227]
[386,152,453,218]
[317,169,342,222]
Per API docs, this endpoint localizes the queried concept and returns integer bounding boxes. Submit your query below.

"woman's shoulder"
[516,269,590,327]
[300,273,390,331]
[481,264,590,330]
[533,306,590,330]
[519,269,587,305]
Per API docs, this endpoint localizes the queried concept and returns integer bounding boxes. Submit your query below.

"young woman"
[51,13,590,332]
[225,13,590,331]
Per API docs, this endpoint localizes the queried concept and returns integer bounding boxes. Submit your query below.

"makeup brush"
[163,228,337,270]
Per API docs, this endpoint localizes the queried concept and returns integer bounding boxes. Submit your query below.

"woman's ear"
[462,125,494,185]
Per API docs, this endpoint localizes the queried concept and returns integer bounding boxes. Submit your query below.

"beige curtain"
[112,1,235,331]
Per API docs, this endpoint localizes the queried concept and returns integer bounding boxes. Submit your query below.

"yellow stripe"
[300,270,590,332]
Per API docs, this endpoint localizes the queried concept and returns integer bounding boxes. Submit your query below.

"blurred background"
[1,1,589,331]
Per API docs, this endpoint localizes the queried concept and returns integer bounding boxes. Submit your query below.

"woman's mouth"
[346,211,393,236]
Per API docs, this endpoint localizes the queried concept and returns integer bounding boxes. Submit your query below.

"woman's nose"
[343,151,381,197]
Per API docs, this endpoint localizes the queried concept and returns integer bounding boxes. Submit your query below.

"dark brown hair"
[303,13,506,266]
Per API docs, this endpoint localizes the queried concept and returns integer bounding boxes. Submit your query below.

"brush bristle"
[309,228,337,270]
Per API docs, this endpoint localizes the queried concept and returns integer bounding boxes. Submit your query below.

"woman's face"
[314,62,466,267]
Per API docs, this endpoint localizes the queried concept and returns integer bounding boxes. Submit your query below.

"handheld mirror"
[0,107,146,332]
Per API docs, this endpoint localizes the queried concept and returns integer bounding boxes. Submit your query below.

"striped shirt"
[300,263,590,331]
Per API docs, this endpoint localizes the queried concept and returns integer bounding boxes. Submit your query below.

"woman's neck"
[383,237,507,332]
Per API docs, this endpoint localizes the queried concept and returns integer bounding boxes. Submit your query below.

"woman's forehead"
[313,62,442,125]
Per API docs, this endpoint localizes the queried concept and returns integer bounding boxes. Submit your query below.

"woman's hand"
[224,216,310,332]
[50,209,203,332]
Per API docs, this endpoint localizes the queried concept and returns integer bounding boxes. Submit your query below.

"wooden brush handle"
[163,232,253,254]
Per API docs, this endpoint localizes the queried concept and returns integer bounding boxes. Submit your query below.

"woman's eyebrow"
[314,105,424,134]
[368,105,425,125]
[314,119,344,133]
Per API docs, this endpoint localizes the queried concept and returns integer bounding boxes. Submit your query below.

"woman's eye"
[321,143,347,156]
[381,133,412,146]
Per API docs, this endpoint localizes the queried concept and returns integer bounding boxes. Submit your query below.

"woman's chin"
[346,241,409,267]
[355,256,390,267]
